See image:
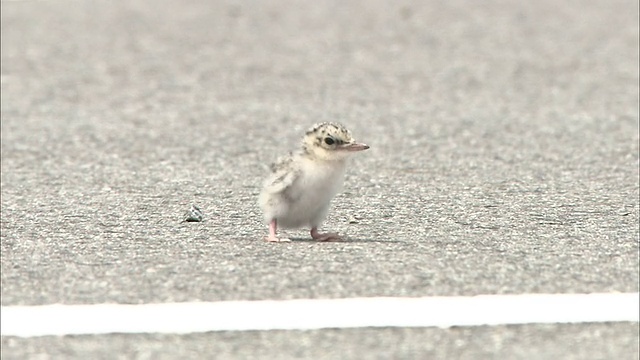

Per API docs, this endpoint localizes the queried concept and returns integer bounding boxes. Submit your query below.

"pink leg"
[264,219,290,242]
[310,227,342,241]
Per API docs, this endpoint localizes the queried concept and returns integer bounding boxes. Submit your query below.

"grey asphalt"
[1,0,638,359]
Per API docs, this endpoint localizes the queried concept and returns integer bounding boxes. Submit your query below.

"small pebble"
[183,204,204,222]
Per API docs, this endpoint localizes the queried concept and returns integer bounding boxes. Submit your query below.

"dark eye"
[324,137,335,145]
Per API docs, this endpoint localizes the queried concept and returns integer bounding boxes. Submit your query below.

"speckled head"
[302,122,369,160]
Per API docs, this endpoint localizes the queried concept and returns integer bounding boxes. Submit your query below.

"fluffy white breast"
[296,157,346,202]
[274,157,346,228]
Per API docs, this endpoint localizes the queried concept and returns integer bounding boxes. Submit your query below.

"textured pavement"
[1,0,639,359]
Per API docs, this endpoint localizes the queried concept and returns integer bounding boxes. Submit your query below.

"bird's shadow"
[287,237,402,244]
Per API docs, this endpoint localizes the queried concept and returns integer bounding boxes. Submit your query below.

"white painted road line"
[2,293,638,337]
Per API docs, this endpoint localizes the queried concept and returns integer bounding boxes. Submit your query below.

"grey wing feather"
[262,154,301,194]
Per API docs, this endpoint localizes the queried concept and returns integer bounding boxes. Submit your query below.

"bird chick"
[259,122,369,242]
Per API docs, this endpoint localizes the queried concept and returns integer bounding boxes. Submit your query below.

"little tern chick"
[259,122,369,242]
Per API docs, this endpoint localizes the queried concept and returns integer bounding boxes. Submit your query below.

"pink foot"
[264,236,291,242]
[310,227,342,242]
[264,219,291,242]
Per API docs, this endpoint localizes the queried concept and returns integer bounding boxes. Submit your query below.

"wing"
[261,154,302,194]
